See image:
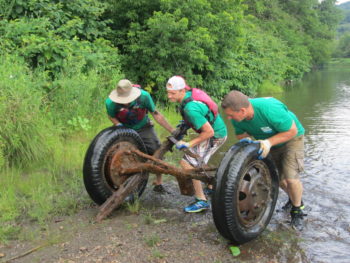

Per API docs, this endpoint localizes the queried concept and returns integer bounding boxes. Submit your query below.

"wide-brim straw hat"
[109,79,141,104]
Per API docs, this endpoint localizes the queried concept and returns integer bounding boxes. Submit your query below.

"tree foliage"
[0,0,119,76]
[102,0,340,98]
[104,0,245,99]
[0,0,342,165]
[245,0,340,69]
[335,1,350,57]
[334,33,350,57]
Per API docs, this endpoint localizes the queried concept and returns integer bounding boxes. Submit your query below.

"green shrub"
[48,57,123,130]
[0,17,120,78]
[258,80,283,95]
[106,0,245,99]
[0,140,5,169]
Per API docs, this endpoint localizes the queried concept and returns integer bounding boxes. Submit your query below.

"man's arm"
[266,121,297,146]
[236,132,251,140]
[108,115,122,126]
[150,110,175,133]
[236,122,297,145]
[188,122,214,147]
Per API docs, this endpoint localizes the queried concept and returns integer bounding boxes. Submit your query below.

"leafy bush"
[225,22,290,95]
[257,80,283,95]
[0,17,120,77]
[105,0,245,99]
[47,56,123,130]
[1,0,109,40]
[334,33,350,57]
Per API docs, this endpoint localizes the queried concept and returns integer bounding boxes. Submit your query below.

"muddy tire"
[83,126,149,205]
[212,142,279,244]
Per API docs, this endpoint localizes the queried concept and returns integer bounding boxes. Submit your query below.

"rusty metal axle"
[111,149,216,184]
[96,128,217,222]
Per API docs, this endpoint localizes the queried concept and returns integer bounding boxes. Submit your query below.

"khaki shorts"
[270,135,304,180]
[183,136,227,168]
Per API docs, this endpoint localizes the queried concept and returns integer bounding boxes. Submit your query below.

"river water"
[217,67,350,262]
[138,66,350,263]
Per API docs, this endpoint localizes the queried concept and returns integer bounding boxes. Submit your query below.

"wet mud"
[0,181,309,263]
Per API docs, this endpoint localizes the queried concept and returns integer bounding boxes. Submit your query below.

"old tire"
[83,126,149,205]
[212,142,279,244]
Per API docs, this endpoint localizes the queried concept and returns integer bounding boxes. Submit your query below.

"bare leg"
[153,174,162,185]
[279,179,288,193]
[180,160,206,201]
[286,179,303,207]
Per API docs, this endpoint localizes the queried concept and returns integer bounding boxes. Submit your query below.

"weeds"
[0,55,52,166]
[143,212,155,225]
[0,138,91,242]
[126,195,141,214]
[124,222,133,230]
[142,212,167,225]
[145,234,161,247]
[151,248,165,259]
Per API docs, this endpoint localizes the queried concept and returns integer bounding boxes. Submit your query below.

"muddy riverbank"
[0,181,307,263]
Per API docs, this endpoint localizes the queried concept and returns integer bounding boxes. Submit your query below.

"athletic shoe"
[290,206,307,231]
[184,199,210,213]
[282,199,304,211]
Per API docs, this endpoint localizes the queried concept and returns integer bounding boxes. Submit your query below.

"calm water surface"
[279,69,350,263]
[215,67,350,263]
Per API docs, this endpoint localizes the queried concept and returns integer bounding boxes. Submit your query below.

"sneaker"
[184,199,210,213]
[153,184,169,194]
[282,199,304,211]
[290,206,306,231]
[203,187,214,197]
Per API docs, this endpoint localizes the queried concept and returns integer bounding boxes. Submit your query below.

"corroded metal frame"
[96,126,217,222]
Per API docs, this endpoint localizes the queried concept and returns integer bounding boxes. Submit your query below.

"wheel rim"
[236,160,273,228]
[103,141,144,191]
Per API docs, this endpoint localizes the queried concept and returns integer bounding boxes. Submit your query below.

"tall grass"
[0,53,183,243]
[0,113,181,242]
[49,58,122,130]
[0,131,99,242]
[0,53,123,242]
[0,55,52,167]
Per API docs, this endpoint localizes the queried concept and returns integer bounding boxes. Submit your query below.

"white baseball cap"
[166,76,186,90]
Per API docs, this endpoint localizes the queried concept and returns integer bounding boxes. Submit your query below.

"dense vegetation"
[0,0,342,241]
[335,2,350,57]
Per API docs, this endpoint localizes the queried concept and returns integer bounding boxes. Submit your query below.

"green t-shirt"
[182,91,227,138]
[231,97,304,146]
[105,90,156,130]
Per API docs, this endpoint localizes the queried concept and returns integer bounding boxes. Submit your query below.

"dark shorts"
[136,124,161,155]
[270,135,305,180]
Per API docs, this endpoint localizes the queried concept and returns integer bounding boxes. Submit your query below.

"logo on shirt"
[260,126,273,133]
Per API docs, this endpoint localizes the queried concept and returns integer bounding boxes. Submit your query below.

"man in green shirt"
[221,90,306,230]
[166,76,227,213]
[106,79,174,193]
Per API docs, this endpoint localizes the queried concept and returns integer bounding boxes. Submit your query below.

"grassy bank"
[0,108,182,243]
[0,54,107,242]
